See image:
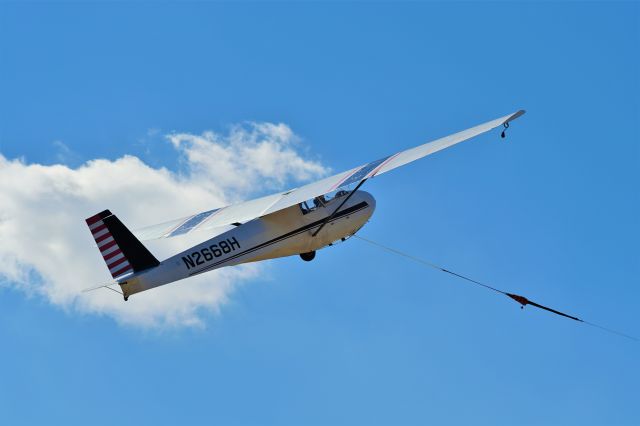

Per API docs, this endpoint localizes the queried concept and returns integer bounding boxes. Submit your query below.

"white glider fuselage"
[119,191,376,298]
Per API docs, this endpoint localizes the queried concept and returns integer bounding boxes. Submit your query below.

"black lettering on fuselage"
[229,237,241,250]
[210,244,222,257]
[182,255,196,269]
[181,237,242,270]
[192,251,204,265]
[201,247,213,261]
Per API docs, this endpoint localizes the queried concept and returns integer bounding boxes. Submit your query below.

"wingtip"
[505,109,526,124]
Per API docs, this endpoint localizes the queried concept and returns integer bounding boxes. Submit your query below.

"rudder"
[86,210,160,279]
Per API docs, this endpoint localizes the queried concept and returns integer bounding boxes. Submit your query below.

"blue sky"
[1,2,638,425]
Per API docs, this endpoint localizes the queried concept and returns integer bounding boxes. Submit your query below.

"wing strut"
[311,179,368,237]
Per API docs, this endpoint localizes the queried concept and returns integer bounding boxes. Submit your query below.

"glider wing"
[135,110,525,240]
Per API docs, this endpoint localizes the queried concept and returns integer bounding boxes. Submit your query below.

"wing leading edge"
[135,110,525,240]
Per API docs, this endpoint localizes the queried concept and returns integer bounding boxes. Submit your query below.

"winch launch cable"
[353,235,638,342]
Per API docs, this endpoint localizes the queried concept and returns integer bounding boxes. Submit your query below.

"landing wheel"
[300,251,316,262]
[124,296,129,301]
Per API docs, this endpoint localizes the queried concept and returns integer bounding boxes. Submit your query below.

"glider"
[85,110,525,301]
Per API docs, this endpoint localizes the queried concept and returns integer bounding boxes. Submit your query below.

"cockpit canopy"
[299,190,351,215]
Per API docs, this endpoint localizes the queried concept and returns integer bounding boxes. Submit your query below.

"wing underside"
[134,110,525,240]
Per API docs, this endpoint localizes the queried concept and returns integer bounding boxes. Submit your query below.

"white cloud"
[168,122,327,199]
[0,123,328,329]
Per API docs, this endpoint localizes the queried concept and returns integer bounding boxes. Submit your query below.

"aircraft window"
[299,195,332,214]
[299,201,313,215]
[313,195,327,208]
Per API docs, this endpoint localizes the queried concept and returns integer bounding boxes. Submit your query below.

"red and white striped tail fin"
[86,210,133,278]
[86,210,159,279]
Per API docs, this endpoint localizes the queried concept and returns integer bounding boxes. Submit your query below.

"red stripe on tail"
[90,224,108,235]
[111,265,133,277]
[86,214,103,225]
[99,240,117,252]
[95,232,113,243]
[107,256,128,270]
[103,248,123,261]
